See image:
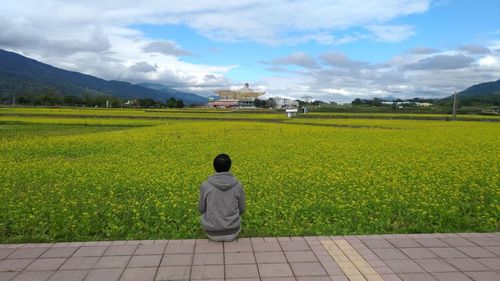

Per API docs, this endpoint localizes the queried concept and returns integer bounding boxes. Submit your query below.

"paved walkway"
[1,233,499,281]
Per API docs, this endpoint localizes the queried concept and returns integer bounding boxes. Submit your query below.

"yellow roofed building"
[208,83,265,108]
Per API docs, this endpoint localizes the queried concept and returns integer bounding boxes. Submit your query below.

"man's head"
[213,154,231,173]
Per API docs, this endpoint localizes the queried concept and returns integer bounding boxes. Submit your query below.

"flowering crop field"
[0,109,499,243]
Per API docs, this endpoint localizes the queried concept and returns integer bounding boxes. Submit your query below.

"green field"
[1,108,499,243]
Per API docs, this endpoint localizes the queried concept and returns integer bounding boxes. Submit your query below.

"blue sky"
[1,0,499,101]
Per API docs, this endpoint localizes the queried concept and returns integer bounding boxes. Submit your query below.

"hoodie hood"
[207,172,238,191]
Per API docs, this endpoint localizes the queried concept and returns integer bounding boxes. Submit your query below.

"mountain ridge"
[137,82,207,104]
[459,79,500,96]
[441,79,500,106]
[0,49,207,104]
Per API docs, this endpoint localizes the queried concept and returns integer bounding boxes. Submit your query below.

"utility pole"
[12,93,16,106]
[452,91,457,121]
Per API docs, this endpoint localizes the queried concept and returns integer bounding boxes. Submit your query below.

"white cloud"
[0,13,235,94]
[366,24,415,42]
[1,0,430,46]
[129,61,158,73]
[408,47,439,54]
[272,52,320,69]
[478,56,498,67]
[404,54,474,70]
[319,52,367,69]
[143,40,193,57]
[257,47,500,102]
[182,0,429,45]
[321,88,351,96]
[459,45,491,55]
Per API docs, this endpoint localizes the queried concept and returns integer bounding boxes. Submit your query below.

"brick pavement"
[0,233,499,281]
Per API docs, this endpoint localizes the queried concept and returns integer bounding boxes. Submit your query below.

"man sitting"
[199,154,246,242]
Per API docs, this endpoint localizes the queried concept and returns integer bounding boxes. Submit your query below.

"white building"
[382,101,433,107]
[273,97,299,108]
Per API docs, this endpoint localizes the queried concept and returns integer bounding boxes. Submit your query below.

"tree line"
[351,97,498,107]
[0,93,185,108]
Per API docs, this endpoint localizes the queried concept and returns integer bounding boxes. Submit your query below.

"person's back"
[199,154,245,242]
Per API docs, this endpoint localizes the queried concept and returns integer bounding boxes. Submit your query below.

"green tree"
[63,95,84,106]
[35,93,61,106]
[352,98,363,105]
[175,99,185,108]
[167,97,177,108]
[254,99,265,108]
[267,98,276,108]
[137,98,157,107]
[17,94,34,105]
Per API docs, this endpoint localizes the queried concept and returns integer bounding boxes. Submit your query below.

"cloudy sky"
[1,0,499,102]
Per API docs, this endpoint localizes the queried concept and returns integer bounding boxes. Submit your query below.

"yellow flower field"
[0,109,499,242]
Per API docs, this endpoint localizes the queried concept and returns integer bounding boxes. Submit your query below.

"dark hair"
[213,154,231,172]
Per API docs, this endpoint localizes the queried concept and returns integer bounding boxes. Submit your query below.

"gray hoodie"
[199,172,246,236]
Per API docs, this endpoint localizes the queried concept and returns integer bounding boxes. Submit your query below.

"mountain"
[441,79,500,106]
[138,83,207,105]
[0,49,206,104]
[459,79,500,98]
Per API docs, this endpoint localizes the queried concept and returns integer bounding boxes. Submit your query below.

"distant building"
[208,83,265,108]
[416,102,433,107]
[273,97,299,108]
[124,99,139,107]
[381,101,433,107]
